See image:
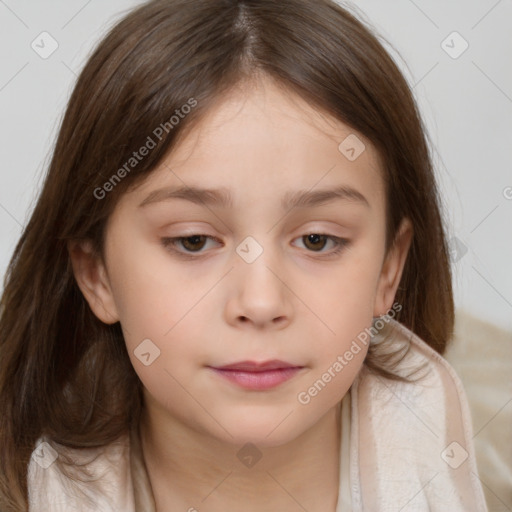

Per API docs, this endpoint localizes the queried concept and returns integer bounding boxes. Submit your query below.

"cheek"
[109,250,210,421]
[106,235,212,339]
[296,244,383,396]
[296,345,367,412]
[303,247,383,336]
[306,288,372,397]
[292,276,374,414]
[103,250,212,419]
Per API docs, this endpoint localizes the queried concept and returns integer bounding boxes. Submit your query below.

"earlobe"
[373,218,413,317]
[67,240,120,324]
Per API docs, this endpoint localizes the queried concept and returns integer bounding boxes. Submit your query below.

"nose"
[224,248,293,330]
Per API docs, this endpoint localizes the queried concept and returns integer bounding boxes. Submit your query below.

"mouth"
[207,360,305,391]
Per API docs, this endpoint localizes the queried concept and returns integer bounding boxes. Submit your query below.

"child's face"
[72,75,411,447]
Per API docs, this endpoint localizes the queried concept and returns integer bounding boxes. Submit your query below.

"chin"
[207,412,313,449]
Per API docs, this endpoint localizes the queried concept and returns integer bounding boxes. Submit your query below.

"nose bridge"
[228,233,292,326]
[235,234,282,292]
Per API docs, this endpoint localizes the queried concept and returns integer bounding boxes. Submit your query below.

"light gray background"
[0,0,511,332]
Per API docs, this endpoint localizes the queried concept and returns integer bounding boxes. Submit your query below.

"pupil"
[306,234,325,251]
[183,235,205,251]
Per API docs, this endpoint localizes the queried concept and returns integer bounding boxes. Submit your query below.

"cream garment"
[27,319,488,511]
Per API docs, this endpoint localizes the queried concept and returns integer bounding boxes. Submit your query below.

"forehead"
[122,75,385,213]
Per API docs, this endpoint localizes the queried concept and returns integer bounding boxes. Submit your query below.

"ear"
[373,218,413,316]
[67,240,120,324]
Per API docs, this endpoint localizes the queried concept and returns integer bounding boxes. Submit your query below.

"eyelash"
[160,234,350,259]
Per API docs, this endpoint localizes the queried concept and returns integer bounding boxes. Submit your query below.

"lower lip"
[209,367,303,390]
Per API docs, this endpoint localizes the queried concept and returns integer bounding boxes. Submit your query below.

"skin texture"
[69,74,412,511]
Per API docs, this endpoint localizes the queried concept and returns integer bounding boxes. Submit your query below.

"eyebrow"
[138,184,370,210]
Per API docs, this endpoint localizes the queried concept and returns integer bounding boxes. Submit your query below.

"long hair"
[0,0,454,509]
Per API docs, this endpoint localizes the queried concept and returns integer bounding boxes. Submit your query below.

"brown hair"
[0,0,454,509]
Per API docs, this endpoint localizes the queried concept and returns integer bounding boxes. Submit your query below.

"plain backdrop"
[0,0,511,332]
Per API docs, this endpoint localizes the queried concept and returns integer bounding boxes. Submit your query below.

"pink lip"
[208,360,304,390]
[213,359,297,372]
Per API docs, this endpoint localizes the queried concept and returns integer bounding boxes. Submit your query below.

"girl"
[0,0,488,510]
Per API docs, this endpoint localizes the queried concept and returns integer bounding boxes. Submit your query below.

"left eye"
[161,235,220,254]
[161,233,349,256]
[293,233,347,253]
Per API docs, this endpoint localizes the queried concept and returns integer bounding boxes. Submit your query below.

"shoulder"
[349,319,488,512]
[27,433,134,512]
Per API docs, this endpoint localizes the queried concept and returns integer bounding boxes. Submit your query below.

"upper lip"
[210,360,302,372]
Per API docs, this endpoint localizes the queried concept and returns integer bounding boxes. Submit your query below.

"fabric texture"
[27,319,488,511]
[444,310,512,510]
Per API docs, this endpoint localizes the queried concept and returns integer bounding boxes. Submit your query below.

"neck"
[139,400,342,512]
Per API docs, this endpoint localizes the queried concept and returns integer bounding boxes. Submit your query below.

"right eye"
[160,235,223,256]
